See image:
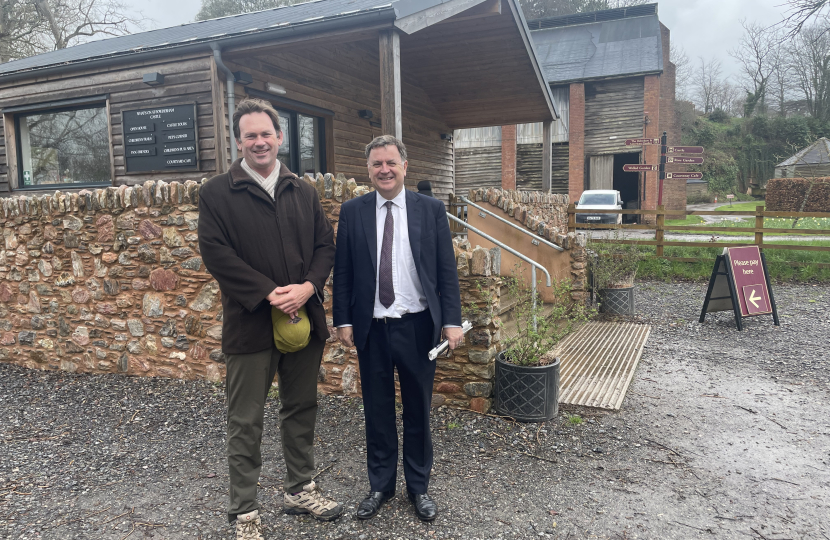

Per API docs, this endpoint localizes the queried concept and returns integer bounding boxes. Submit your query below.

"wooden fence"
[567,204,830,268]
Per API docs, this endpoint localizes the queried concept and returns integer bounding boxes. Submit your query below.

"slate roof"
[528,4,663,84]
[0,0,401,78]
[777,138,830,167]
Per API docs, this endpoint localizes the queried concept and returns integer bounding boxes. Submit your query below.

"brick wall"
[643,75,662,222]
[659,23,685,218]
[501,125,517,191]
[568,83,586,203]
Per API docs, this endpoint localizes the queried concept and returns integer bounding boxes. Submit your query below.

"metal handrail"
[447,213,551,330]
[459,196,564,252]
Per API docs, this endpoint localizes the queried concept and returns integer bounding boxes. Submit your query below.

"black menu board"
[122,104,199,173]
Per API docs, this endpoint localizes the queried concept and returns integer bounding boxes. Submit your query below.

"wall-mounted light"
[440,133,453,141]
[233,71,253,86]
[358,109,374,120]
[266,82,287,95]
[142,72,165,86]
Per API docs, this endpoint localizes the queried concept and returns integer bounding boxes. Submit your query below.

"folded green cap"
[271,305,311,353]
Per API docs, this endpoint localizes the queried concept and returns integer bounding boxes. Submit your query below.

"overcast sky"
[128,0,793,84]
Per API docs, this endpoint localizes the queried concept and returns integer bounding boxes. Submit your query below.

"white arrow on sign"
[748,289,761,309]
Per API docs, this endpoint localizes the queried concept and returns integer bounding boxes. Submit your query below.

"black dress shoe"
[407,491,438,522]
[356,490,395,520]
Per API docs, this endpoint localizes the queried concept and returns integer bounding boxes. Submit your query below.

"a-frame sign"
[699,246,779,331]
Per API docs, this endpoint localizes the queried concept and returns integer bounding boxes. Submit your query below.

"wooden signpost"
[699,246,779,331]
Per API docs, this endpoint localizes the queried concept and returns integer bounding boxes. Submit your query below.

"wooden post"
[656,205,665,257]
[3,113,18,189]
[542,120,553,192]
[755,205,764,247]
[568,203,576,233]
[379,29,402,139]
[210,55,230,174]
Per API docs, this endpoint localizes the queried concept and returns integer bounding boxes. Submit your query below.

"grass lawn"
[714,202,765,211]
[636,239,830,282]
[661,201,830,235]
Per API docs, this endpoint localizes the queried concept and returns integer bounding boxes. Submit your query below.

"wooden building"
[775,138,830,179]
[0,0,557,203]
[455,3,684,215]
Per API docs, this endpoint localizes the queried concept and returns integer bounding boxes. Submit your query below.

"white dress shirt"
[373,190,428,318]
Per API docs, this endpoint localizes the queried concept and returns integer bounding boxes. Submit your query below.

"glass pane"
[19,106,110,186]
[299,114,320,175]
[277,111,291,169]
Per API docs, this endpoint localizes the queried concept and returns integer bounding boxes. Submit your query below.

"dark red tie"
[379,201,395,308]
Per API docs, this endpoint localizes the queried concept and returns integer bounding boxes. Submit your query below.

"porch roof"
[0,0,556,127]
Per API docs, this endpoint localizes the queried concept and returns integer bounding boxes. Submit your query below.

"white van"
[575,190,623,225]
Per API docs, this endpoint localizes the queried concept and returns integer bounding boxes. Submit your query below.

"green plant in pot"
[495,274,591,422]
[588,236,643,315]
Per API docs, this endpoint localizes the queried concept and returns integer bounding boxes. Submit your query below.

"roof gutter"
[211,44,237,162]
[0,8,397,84]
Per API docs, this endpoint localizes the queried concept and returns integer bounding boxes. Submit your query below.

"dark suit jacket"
[333,190,462,350]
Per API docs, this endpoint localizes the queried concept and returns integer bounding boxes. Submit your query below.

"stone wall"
[465,187,570,241]
[0,182,226,382]
[0,178,585,413]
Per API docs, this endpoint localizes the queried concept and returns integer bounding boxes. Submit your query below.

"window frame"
[246,88,334,176]
[13,100,113,191]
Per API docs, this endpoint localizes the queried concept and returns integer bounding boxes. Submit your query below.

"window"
[275,109,325,176]
[16,104,110,188]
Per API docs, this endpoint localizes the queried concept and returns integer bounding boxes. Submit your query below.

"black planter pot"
[599,286,635,315]
[494,351,560,422]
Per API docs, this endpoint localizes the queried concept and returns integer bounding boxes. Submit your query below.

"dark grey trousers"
[224,335,324,522]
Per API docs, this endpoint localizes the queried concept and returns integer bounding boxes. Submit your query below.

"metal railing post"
[446,213,551,330]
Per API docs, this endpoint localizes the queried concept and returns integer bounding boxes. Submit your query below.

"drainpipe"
[210,43,237,162]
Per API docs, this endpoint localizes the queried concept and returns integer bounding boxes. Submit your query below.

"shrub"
[501,275,591,367]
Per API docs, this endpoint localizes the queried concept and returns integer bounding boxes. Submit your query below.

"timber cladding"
[515,143,569,194]
[0,54,218,190]
[584,77,644,156]
[224,38,453,201]
[455,147,502,193]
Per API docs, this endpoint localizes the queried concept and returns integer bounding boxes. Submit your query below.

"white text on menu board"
[137,108,175,119]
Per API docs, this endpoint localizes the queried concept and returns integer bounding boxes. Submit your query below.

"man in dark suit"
[333,135,463,522]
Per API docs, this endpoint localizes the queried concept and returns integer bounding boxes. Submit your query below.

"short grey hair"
[365,135,407,162]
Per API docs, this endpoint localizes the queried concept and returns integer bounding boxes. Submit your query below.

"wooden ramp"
[553,322,651,410]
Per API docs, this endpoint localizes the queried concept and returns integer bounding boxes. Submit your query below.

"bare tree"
[195,0,301,21]
[0,0,139,63]
[518,0,648,22]
[787,24,830,122]
[693,57,725,114]
[769,34,795,116]
[670,43,692,101]
[730,19,782,117]
[784,0,830,34]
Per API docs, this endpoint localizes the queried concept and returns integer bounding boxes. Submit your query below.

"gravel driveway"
[2,281,828,540]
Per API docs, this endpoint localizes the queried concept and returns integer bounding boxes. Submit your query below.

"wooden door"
[589,155,613,190]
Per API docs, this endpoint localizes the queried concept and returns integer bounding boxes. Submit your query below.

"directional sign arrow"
[748,289,761,309]
[622,164,659,172]
[666,156,705,164]
[665,172,704,180]
[667,146,704,154]
[625,138,661,146]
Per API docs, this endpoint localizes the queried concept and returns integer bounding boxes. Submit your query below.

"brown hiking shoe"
[235,509,264,540]
[283,480,344,521]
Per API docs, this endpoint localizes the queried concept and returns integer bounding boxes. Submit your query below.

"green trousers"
[225,336,324,522]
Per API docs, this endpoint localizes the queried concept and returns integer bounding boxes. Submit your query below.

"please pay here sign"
[699,246,779,330]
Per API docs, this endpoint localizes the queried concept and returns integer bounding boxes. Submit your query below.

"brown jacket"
[198,159,335,354]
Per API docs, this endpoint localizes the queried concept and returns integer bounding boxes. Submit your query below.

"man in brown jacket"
[198,99,342,540]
